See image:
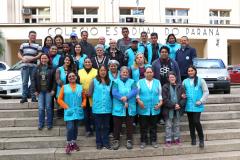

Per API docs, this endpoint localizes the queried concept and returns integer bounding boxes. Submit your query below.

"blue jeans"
[38,91,53,128]
[21,66,36,99]
[66,120,79,141]
[94,114,110,146]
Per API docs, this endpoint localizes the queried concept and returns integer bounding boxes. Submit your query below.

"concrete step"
[0,139,240,160]
[207,95,240,104]
[1,128,240,150]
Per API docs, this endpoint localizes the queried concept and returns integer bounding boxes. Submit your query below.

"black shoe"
[31,98,38,102]
[103,145,112,150]
[112,140,120,150]
[96,145,102,150]
[191,140,196,145]
[47,127,53,130]
[38,127,43,130]
[20,98,28,104]
[199,141,204,148]
[126,140,133,149]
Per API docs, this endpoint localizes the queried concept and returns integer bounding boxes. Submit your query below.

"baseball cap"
[70,32,78,38]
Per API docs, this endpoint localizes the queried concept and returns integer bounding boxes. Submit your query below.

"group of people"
[17,27,209,154]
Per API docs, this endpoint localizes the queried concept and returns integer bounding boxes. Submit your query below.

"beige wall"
[228,40,240,65]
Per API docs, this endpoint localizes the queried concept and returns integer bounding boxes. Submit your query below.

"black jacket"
[105,47,128,68]
[35,65,56,93]
[162,83,186,119]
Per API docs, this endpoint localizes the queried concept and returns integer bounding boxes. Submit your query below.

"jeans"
[139,115,158,143]
[187,112,204,141]
[66,120,79,141]
[165,115,181,142]
[94,114,110,146]
[38,91,53,128]
[21,66,36,99]
[84,98,94,133]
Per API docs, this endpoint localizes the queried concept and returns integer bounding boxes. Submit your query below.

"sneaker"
[109,132,114,138]
[199,140,204,148]
[31,98,38,102]
[112,140,120,150]
[191,139,197,145]
[174,139,182,145]
[38,127,43,131]
[103,145,112,150]
[159,119,165,125]
[126,140,133,149]
[72,143,80,151]
[20,98,28,104]
[47,127,53,130]
[140,142,146,149]
[96,145,103,150]
[165,141,172,147]
[65,144,72,154]
[152,141,159,148]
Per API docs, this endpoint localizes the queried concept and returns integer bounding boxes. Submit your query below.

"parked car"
[0,61,23,97]
[0,61,10,71]
[228,65,240,84]
[193,58,231,94]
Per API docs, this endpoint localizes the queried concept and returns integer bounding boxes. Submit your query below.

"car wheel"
[224,89,231,94]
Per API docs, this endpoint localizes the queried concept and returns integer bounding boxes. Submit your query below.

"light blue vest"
[92,78,112,114]
[76,54,87,70]
[184,78,204,112]
[126,48,138,67]
[138,42,151,54]
[56,66,67,98]
[146,43,162,64]
[108,71,120,82]
[52,54,61,69]
[166,43,181,60]
[131,64,150,83]
[112,79,136,116]
[63,84,84,121]
[137,78,161,115]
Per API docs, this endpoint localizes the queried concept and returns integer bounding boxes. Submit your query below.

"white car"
[0,61,23,97]
[0,61,10,71]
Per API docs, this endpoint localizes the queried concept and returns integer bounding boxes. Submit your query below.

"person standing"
[91,44,109,69]
[69,32,79,56]
[138,31,150,55]
[183,65,209,148]
[57,72,86,154]
[78,58,97,137]
[165,34,181,60]
[125,39,139,67]
[162,71,186,147]
[175,36,197,81]
[111,66,137,150]
[54,35,64,55]
[49,45,61,69]
[137,67,163,149]
[96,36,109,52]
[117,27,132,54]
[35,54,55,130]
[42,36,53,54]
[79,31,96,58]
[108,60,120,81]
[73,43,87,70]
[17,30,42,103]
[88,65,112,150]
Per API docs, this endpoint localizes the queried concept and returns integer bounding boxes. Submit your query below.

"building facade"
[0,0,240,65]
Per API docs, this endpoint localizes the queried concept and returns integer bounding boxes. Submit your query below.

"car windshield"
[193,59,225,69]
[8,61,22,71]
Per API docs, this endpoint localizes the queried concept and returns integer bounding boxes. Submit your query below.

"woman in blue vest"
[108,60,120,81]
[49,45,61,69]
[183,65,209,148]
[162,71,186,147]
[57,71,86,154]
[137,66,163,149]
[165,34,181,60]
[88,65,112,150]
[111,66,138,150]
[73,43,87,70]
[55,55,76,118]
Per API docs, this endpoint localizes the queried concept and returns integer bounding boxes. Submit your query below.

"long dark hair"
[64,55,77,74]
[74,43,84,57]
[166,34,177,43]
[39,53,52,66]
[54,34,64,45]
[43,36,53,47]
[188,65,198,87]
[96,65,110,86]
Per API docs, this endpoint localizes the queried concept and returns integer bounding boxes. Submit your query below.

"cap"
[70,32,78,38]
[131,38,139,43]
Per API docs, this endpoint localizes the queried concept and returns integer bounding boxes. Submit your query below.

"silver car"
[193,58,231,94]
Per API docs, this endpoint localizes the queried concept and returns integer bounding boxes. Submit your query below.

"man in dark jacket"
[175,36,197,81]
[79,31,96,58]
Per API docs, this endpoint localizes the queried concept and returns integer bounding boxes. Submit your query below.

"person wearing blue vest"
[166,34,181,60]
[145,32,163,65]
[162,71,186,147]
[130,53,149,83]
[183,65,209,148]
[73,43,87,70]
[55,55,76,118]
[111,66,138,150]
[138,31,151,55]
[57,72,86,154]
[49,45,61,69]
[125,39,139,67]
[88,65,112,150]
[108,60,120,81]
[137,66,163,149]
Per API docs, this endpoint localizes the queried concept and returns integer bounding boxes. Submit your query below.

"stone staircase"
[0,94,240,160]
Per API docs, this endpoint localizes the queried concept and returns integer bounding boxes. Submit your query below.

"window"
[72,7,98,23]
[165,8,189,24]
[22,7,50,23]
[119,8,145,23]
[209,9,231,25]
